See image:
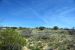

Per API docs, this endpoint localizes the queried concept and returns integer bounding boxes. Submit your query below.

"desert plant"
[0,29,26,50]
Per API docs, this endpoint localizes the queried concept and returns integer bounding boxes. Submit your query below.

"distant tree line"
[0,26,75,31]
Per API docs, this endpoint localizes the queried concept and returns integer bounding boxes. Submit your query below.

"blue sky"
[0,0,75,28]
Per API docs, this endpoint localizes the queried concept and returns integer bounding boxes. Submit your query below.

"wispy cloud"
[0,0,75,27]
[6,0,50,25]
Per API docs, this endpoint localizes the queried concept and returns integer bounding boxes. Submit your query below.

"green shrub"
[0,29,26,50]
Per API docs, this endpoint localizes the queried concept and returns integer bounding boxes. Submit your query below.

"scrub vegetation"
[0,26,75,50]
